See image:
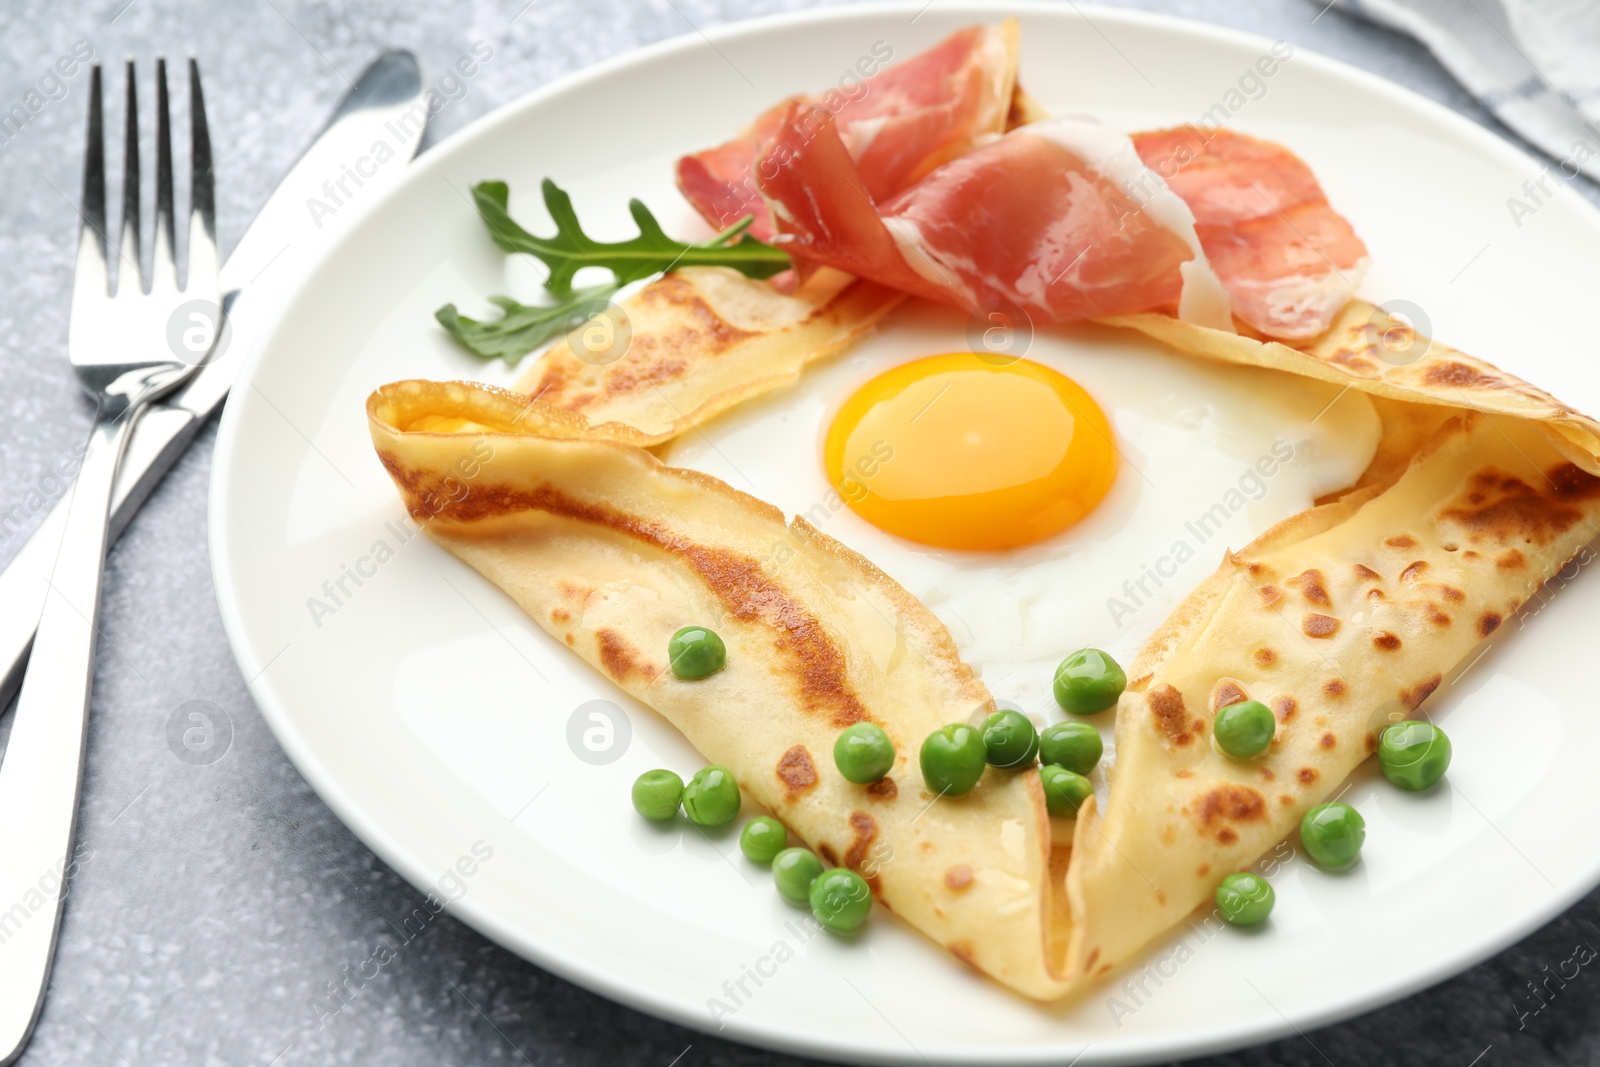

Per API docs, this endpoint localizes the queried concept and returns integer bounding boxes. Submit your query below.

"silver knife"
[0,51,427,710]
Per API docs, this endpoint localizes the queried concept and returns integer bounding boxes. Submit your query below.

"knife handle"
[0,402,201,709]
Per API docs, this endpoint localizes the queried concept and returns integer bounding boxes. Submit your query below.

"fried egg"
[658,302,1379,715]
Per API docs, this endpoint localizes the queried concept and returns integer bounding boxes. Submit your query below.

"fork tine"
[118,60,140,294]
[150,57,177,294]
[185,58,218,293]
[75,64,107,300]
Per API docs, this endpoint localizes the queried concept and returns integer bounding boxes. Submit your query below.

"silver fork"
[0,58,218,1063]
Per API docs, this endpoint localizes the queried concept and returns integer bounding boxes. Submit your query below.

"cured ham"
[684,20,1369,340]
[757,107,1235,328]
[1132,127,1369,339]
[675,20,1018,241]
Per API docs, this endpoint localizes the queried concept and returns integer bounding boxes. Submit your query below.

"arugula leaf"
[435,284,618,364]
[470,179,790,293]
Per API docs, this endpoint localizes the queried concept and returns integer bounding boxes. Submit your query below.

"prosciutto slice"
[675,20,1018,241]
[757,107,1234,328]
[685,19,1368,339]
[1133,127,1369,339]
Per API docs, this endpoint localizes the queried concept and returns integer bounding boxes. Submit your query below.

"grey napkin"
[1342,0,1600,185]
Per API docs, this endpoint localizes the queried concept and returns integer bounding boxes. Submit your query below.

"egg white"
[658,302,1379,733]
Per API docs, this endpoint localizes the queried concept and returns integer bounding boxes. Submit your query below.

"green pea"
[1213,700,1275,759]
[631,769,684,821]
[681,765,741,827]
[1300,802,1365,870]
[1214,871,1274,926]
[1040,764,1093,817]
[1379,721,1451,791]
[982,709,1039,769]
[1053,648,1126,714]
[772,847,825,905]
[808,868,872,933]
[919,723,988,796]
[834,722,896,784]
[1039,721,1103,774]
[668,626,726,680]
[739,816,787,863]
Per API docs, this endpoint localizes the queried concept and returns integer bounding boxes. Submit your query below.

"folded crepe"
[1066,409,1600,980]
[371,271,1600,997]
[370,378,1076,997]
[513,265,901,446]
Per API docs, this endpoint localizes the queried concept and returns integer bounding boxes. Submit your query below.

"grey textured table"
[1,1,1597,1064]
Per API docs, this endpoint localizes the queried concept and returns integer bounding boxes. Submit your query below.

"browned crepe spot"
[1210,678,1249,712]
[1442,469,1593,546]
[1303,613,1340,638]
[1373,632,1401,651]
[1194,785,1266,835]
[1401,674,1443,710]
[948,941,980,969]
[777,745,819,798]
[597,629,657,682]
[1285,569,1331,606]
[865,776,897,800]
[845,811,879,871]
[1323,679,1346,697]
[1272,695,1297,721]
[1253,647,1277,668]
[1149,686,1194,744]
[1424,361,1502,389]
[944,865,974,891]
[1480,612,1502,635]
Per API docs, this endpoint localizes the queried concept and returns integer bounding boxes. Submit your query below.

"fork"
[0,58,218,1063]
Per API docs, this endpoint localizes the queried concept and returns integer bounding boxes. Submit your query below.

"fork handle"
[0,397,140,1064]
[0,403,201,710]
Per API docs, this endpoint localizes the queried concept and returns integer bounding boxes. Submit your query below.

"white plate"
[209,4,1600,1063]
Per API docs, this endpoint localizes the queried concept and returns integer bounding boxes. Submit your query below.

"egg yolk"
[823,353,1118,551]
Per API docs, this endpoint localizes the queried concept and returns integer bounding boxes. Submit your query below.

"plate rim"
[208,3,1600,1063]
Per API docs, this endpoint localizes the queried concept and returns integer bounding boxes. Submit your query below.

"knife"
[0,50,427,710]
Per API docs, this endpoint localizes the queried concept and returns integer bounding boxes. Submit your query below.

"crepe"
[512,265,901,447]
[1106,301,1600,477]
[1066,410,1600,980]
[368,378,1076,998]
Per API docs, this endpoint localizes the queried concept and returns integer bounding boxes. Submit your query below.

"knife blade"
[0,50,428,710]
